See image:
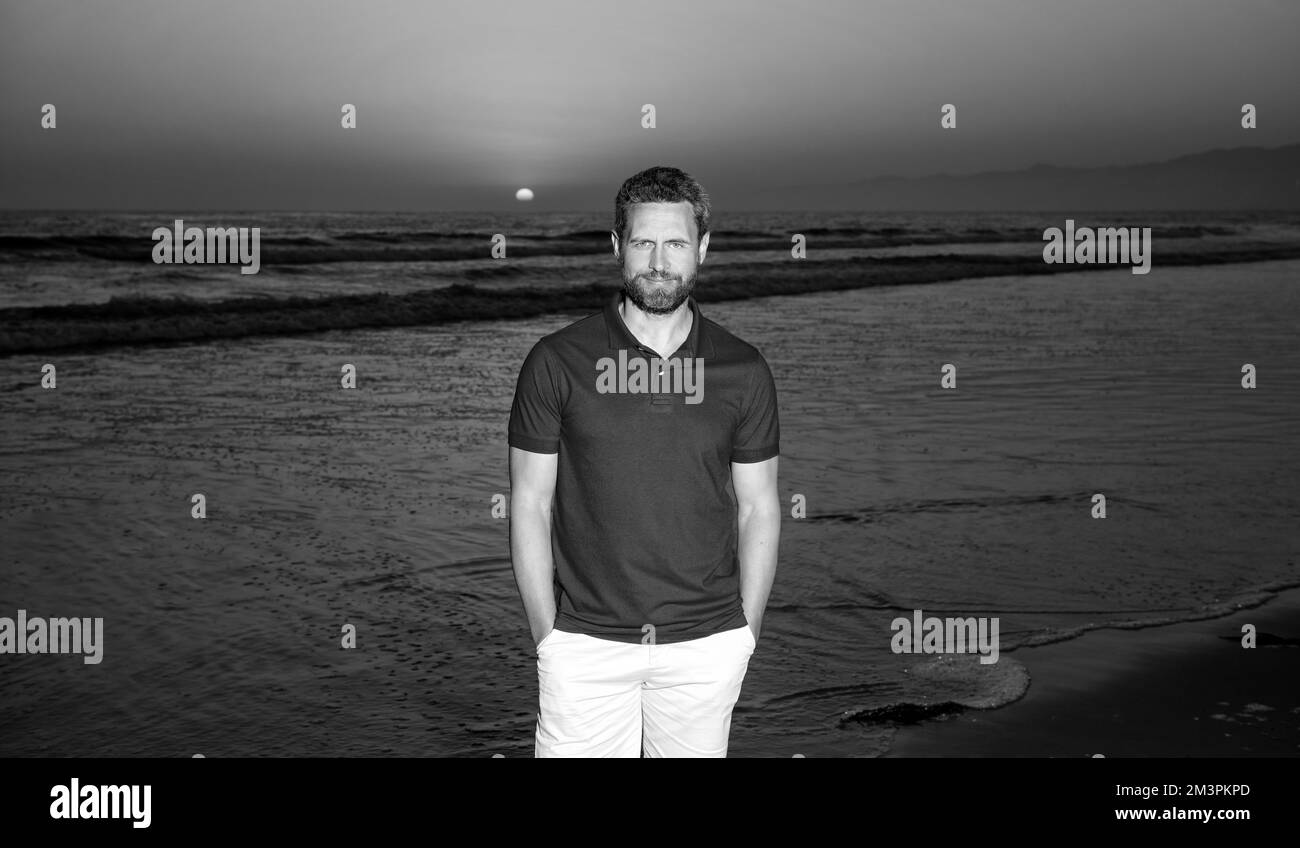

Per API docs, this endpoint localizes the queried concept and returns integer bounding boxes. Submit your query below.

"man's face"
[612,201,710,315]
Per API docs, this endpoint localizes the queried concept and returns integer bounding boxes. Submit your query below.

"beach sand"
[884,586,1300,757]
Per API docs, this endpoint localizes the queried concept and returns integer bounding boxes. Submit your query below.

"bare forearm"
[737,499,781,638]
[510,501,556,645]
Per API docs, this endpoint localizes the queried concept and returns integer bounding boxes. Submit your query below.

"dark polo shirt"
[508,290,780,644]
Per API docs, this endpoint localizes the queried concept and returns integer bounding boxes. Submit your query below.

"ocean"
[1,209,1297,756]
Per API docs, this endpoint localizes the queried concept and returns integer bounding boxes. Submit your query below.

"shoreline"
[883,586,1300,758]
[3,246,1300,357]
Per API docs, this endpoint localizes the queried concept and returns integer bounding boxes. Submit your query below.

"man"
[508,165,781,758]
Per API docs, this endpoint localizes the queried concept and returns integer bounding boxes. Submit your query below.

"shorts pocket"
[535,628,559,654]
[739,612,757,652]
[733,622,756,654]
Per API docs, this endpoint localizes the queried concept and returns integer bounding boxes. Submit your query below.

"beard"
[621,265,697,315]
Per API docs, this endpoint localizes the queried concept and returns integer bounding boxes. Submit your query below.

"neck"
[620,295,692,358]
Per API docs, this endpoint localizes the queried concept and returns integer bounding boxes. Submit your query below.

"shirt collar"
[604,290,714,358]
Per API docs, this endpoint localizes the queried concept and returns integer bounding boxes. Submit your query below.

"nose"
[649,244,666,273]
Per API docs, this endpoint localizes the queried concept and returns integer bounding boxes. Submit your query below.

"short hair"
[613,166,711,247]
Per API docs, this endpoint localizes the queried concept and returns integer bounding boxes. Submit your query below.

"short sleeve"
[731,355,779,463]
[508,340,562,454]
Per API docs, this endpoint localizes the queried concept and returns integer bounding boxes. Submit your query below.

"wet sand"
[885,587,1300,757]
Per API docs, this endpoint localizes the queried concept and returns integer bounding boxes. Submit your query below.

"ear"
[697,230,710,264]
[610,230,621,260]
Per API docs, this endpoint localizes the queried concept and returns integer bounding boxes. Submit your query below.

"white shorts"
[534,624,756,758]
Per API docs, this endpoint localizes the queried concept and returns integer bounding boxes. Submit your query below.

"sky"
[1,0,1297,210]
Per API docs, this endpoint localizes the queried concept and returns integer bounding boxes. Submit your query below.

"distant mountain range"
[754,143,1300,210]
